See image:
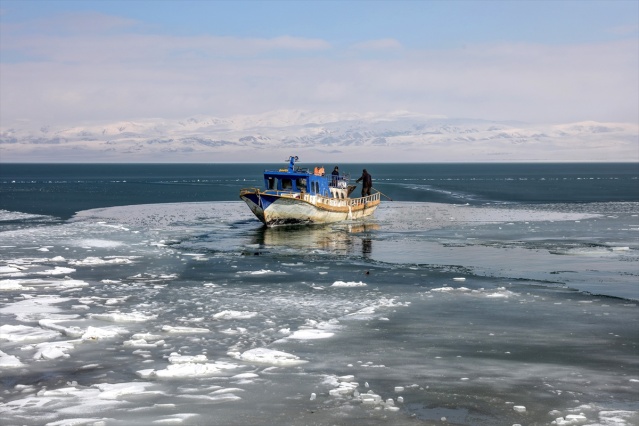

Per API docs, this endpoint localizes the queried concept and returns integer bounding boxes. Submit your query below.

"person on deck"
[331,166,339,185]
[356,169,372,197]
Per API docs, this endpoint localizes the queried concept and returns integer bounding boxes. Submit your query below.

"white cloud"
[0,12,637,130]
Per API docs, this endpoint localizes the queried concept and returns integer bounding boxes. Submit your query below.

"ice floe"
[75,239,124,248]
[0,295,72,321]
[552,414,588,425]
[0,349,24,368]
[212,310,258,320]
[0,265,26,274]
[161,325,209,334]
[123,338,165,348]
[287,329,335,339]
[81,326,128,340]
[236,269,284,275]
[168,353,208,364]
[0,324,60,342]
[428,286,519,299]
[69,256,135,266]
[0,210,53,221]
[0,279,34,291]
[0,278,88,292]
[138,360,243,379]
[30,340,75,360]
[34,266,76,275]
[93,382,159,399]
[90,311,157,322]
[331,280,367,287]
[323,374,400,411]
[235,348,308,366]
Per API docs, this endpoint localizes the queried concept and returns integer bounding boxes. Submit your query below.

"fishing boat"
[240,156,381,226]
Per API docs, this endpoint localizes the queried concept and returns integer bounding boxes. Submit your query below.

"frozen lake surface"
[1,201,638,425]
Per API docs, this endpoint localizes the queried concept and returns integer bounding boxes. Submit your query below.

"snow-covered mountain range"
[1,110,637,162]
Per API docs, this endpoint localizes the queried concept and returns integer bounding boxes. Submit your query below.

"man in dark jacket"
[331,166,339,185]
[356,169,372,197]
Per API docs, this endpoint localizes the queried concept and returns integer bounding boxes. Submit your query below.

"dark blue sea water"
[1,162,638,426]
[1,163,637,219]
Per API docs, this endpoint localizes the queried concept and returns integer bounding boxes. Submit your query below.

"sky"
[0,0,638,128]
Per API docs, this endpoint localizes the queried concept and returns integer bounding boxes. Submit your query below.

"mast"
[287,156,299,172]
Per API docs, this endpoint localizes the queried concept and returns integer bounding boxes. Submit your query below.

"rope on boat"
[372,187,393,201]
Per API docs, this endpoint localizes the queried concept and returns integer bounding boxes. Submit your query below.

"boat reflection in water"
[250,222,380,257]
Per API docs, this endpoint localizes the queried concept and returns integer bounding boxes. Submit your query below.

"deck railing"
[302,191,380,207]
[241,187,381,207]
[328,174,350,188]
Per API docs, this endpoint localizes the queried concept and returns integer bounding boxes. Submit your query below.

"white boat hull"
[240,190,381,226]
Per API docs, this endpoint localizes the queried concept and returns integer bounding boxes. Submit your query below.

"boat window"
[282,178,292,190]
[267,177,275,190]
[297,178,307,190]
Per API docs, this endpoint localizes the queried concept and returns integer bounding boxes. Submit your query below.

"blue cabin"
[262,156,333,197]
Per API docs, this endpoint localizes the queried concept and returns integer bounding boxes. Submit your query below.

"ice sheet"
[0,201,636,425]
